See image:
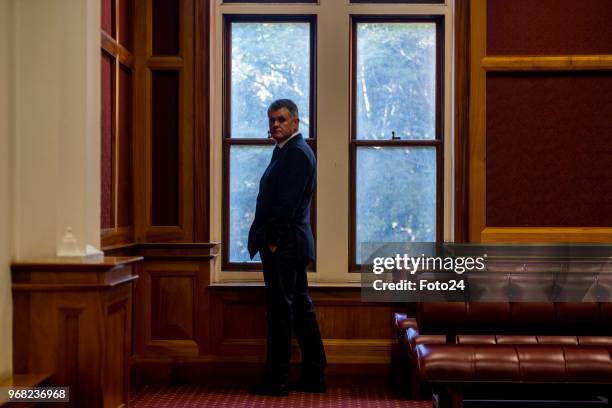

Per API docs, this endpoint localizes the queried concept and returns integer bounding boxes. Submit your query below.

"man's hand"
[268,244,278,253]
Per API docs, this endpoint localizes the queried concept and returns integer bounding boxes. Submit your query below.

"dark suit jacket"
[248,133,316,263]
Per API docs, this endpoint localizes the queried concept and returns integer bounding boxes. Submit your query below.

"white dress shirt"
[277,131,300,149]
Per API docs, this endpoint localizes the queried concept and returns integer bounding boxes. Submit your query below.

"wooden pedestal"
[11,256,142,408]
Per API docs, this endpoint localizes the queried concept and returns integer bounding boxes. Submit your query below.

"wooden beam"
[482,55,612,71]
[482,227,612,243]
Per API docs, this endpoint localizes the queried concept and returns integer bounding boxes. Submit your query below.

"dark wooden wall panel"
[101,52,114,230]
[153,0,180,55]
[118,0,132,50]
[218,295,266,340]
[131,249,213,358]
[151,275,195,340]
[486,72,612,227]
[58,308,82,404]
[487,0,612,55]
[317,302,394,339]
[151,70,180,226]
[118,64,132,227]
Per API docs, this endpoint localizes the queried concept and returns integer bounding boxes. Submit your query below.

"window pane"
[229,145,275,263]
[231,22,311,138]
[356,147,436,263]
[225,0,316,3]
[351,0,443,4]
[356,23,437,140]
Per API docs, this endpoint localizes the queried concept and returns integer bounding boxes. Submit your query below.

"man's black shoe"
[290,380,326,393]
[247,382,289,396]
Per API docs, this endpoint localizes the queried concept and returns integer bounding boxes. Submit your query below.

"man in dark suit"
[247,99,326,396]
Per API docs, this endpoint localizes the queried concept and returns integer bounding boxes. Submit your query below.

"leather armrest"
[394,312,417,341]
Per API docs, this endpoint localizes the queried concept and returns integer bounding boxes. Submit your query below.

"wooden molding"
[101,31,135,67]
[101,242,220,259]
[11,256,142,290]
[137,242,219,259]
[482,227,612,243]
[137,0,195,243]
[133,0,147,243]
[130,359,391,389]
[146,56,185,68]
[144,226,189,242]
[101,226,135,249]
[194,0,211,242]
[11,256,142,273]
[145,340,200,356]
[11,278,138,292]
[468,0,487,242]
[165,338,392,364]
[482,55,612,71]
[0,373,51,388]
[454,0,470,242]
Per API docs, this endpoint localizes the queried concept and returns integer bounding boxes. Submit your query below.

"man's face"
[268,107,299,143]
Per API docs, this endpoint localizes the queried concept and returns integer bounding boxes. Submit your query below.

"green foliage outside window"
[228,21,439,264]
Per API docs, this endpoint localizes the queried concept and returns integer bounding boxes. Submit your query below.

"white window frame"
[210,0,455,285]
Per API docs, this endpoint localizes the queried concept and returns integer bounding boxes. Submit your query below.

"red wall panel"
[101,52,114,229]
[486,72,612,227]
[487,0,612,55]
[118,0,132,50]
[101,0,115,37]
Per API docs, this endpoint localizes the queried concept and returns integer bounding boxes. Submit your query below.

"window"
[350,17,443,268]
[224,0,317,3]
[212,1,453,283]
[351,0,444,4]
[222,15,316,270]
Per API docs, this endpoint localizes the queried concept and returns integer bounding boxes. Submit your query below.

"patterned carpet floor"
[131,385,432,407]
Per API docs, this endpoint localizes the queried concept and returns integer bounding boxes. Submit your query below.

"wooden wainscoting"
[131,243,218,359]
[132,279,397,386]
[99,243,406,386]
[208,287,395,365]
[103,243,399,387]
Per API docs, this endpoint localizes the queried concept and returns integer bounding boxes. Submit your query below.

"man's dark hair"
[268,99,299,119]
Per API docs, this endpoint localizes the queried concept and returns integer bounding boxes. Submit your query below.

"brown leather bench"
[392,311,445,397]
[396,301,612,407]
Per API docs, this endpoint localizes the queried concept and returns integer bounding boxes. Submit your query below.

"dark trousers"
[260,244,327,386]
